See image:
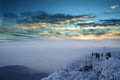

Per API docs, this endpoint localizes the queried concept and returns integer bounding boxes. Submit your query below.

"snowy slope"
[42,53,120,80]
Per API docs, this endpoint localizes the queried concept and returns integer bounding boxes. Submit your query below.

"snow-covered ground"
[42,52,120,80]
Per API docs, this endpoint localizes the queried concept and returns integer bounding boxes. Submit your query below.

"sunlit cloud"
[1,13,120,40]
[51,27,80,30]
[70,31,120,40]
[1,22,119,40]
[56,15,95,25]
[110,5,119,9]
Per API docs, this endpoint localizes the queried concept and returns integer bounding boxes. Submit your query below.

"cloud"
[110,5,119,9]
[0,39,120,72]
[102,11,120,15]
[1,16,120,40]
[101,19,120,25]
[69,31,120,40]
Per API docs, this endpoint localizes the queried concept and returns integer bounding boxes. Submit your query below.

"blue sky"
[1,0,120,18]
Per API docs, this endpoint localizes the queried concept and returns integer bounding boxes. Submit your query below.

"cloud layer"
[0,12,120,40]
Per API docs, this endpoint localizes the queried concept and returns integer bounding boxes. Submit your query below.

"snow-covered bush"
[42,53,120,80]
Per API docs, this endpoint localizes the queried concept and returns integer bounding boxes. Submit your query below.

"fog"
[0,39,120,73]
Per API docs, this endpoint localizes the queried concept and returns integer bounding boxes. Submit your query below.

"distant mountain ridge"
[0,65,49,80]
[0,65,35,74]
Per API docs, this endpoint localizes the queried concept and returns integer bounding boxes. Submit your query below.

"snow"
[41,52,120,80]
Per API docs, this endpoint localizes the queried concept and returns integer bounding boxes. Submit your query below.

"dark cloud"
[2,12,18,18]
[101,19,120,25]
[102,11,120,15]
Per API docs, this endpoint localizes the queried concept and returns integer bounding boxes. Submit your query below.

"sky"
[0,0,120,40]
[1,0,120,18]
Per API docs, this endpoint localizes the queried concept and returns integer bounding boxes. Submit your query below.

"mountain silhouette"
[0,65,49,80]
